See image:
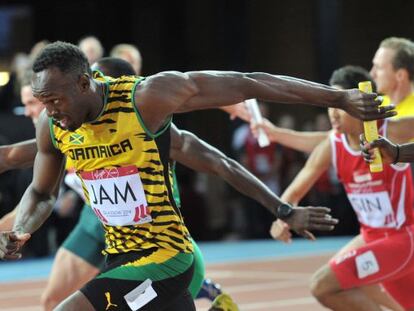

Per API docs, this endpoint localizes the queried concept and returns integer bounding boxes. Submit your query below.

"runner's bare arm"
[135,71,394,133]
[169,124,284,215]
[252,118,329,153]
[270,137,332,241]
[170,124,337,233]
[281,137,332,205]
[12,111,65,235]
[0,139,37,174]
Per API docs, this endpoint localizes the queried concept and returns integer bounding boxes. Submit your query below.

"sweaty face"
[20,85,45,124]
[31,67,87,131]
[370,47,398,95]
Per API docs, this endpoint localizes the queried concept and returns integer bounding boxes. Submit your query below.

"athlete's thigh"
[61,222,105,270]
[329,229,414,290]
[332,234,364,259]
[382,269,414,310]
[80,251,195,311]
[188,239,205,298]
[55,290,95,311]
[45,248,100,298]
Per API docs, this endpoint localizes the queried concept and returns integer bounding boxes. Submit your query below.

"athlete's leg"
[78,250,195,310]
[188,239,205,298]
[310,264,382,311]
[54,291,95,311]
[41,248,100,311]
[331,234,403,311]
[41,206,106,310]
[312,229,414,311]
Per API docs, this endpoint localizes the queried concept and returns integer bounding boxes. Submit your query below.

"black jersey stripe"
[102,107,135,115]
[144,190,168,197]
[107,96,131,104]
[90,119,116,125]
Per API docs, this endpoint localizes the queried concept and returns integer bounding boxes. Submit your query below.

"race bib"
[355,250,380,279]
[81,166,151,226]
[347,191,394,228]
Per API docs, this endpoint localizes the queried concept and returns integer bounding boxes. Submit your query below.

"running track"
[0,237,352,310]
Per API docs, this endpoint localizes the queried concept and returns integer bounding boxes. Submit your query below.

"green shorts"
[61,205,106,268]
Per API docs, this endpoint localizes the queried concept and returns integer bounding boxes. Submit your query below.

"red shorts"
[329,226,414,309]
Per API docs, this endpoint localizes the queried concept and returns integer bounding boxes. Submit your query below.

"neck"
[345,132,362,150]
[389,81,414,105]
[86,80,106,122]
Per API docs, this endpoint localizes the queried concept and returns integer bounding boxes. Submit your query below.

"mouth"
[54,116,69,129]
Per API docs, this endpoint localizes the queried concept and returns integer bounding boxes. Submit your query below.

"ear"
[395,68,409,82]
[78,73,91,93]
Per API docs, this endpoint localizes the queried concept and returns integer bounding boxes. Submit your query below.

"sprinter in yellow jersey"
[0,41,392,310]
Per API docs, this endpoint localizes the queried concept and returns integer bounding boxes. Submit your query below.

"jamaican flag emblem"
[69,133,84,145]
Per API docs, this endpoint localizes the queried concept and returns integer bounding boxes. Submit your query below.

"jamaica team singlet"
[49,74,193,258]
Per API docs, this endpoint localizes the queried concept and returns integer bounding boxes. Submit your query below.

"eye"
[53,99,59,104]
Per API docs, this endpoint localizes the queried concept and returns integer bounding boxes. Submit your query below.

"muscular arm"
[13,111,65,234]
[169,123,282,216]
[0,139,37,173]
[281,137,332,205]
[136,71,391,133]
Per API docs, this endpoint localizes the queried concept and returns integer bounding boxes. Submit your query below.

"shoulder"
[36,111,59,154]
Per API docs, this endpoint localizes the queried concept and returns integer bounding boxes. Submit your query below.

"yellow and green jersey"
[49,74,193,259]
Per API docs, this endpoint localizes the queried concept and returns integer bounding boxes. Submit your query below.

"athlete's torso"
[330,121,414,239]
[50,75,193,256]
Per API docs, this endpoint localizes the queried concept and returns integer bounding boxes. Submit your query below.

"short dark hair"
[32,41,91,76]
[95,57,136,77]
[329,65,376,91]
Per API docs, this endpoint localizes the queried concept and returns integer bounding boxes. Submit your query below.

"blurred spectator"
[0,52,30,112]
[231,103,282,239]
[78,36,104,65]
[110,43,142,75]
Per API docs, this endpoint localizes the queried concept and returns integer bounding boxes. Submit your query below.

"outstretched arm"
[252,118,329,153]
[270,137,332,242]
[170,124,283,215]
[169,124,337,234]
[0,139,37,173]
[136,71,394,133]
[281,137,332,205]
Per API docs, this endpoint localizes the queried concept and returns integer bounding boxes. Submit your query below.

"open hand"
[343,90,396,121]
[284,206,337,236]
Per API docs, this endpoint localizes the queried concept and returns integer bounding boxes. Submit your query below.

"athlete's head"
[20,69,45,124]
[370,37,414,95]
[110,44,142,75]
[31,41,97,131]
[91,57,136,77]
[78,36,104,65]
[328,65,374,134]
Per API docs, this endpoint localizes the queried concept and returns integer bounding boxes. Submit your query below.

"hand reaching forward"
[282,206,337,239]
[0,231,31,260]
